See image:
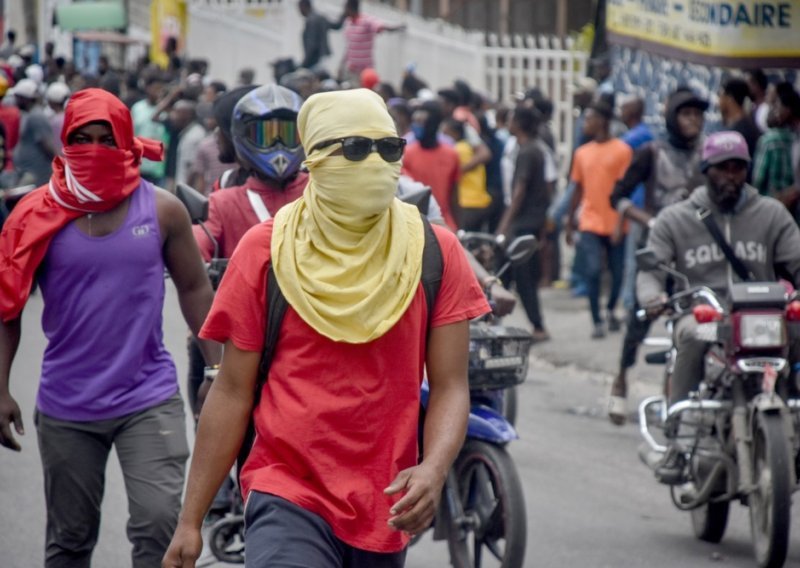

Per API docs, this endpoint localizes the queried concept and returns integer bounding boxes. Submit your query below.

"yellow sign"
[150,0,188,69]
[607,0,800,66]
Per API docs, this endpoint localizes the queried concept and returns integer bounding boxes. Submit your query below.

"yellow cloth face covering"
[271,89,425,343]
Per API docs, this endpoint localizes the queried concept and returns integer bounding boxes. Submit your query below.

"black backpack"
[236,216,444,480]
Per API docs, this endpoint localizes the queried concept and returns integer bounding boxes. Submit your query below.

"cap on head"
[45,82,71,104]
[701,131,750,173]
[360,68,379,90]
[11,78,38,100]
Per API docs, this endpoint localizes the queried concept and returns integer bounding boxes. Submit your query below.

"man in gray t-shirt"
[12,79,57,187]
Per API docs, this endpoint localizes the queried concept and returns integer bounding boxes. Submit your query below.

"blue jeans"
[621,223,643,312]
[576,231,625,325]
[549,182,586,289]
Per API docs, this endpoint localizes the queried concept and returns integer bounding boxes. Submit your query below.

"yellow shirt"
[455,140,491,209]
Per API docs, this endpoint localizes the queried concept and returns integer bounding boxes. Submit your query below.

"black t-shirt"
[730,116,762,163]
[510,140,550,235]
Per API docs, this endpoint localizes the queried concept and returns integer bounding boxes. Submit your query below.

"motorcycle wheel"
[447,440,526,568]
[749,412,792,568]
[691,499,730,543]
[208,514,246,564]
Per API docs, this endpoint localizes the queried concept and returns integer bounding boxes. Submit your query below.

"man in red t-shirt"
[164,89,489,567]
[402,100,461,230]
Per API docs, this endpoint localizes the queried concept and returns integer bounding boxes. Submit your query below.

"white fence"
[187,0,588,167]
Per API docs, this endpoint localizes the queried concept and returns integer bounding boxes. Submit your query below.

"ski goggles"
[311,136,406,162]
[244,119,301,149]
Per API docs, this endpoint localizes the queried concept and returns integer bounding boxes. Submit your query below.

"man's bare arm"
[163,342,260,567]
[385,320,470,534]
[158,189,222,367]
[0,317,23,451]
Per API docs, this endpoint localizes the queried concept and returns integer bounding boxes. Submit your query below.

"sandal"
[608,395,627,426]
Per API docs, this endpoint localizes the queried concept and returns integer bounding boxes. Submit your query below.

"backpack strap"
[694,206,754,282]
[420,216,443,332]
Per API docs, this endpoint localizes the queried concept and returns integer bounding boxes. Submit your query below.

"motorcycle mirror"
[636,248,660,271]
[506,235,538,266]
[175,183,209,224]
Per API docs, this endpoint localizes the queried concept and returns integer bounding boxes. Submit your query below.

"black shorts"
[244,491,407,568]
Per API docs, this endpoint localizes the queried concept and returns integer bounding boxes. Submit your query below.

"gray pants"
[35,394,189,568]
[670,316,708,405]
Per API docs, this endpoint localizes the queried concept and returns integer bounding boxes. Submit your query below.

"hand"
[610,223,624,246]
[162,522,203,568]
[642,293,669,319]
[384,463,445,536]
[490,283,516,317]
[564,225,574,247]
[0,393,23,451]
[543,218,556,235]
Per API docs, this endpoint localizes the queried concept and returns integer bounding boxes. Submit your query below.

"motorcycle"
[636,248,800,568]
[415,231,535,568]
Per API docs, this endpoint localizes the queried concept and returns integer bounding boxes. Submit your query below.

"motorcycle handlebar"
[637,286,724,322]
[456,230,499,247]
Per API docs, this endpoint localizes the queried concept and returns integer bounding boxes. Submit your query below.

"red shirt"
[0,105,20,170]
[200,222,489,552]
[192,173,308,260]
[402,142,461,230]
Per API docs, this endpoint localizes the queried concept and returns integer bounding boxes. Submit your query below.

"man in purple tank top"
[0,89,221,567]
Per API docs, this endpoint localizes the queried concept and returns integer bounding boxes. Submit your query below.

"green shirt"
[753,127,794,196]
[131,99,168,180]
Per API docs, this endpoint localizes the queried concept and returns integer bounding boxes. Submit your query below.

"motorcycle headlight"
[738,314,785,348]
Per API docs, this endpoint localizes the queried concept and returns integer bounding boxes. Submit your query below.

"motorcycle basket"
[468,324,533,390]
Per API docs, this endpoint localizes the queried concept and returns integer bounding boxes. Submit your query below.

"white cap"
[10,78,38,100]
[7,54,23,69]
[25,64,44,84]
[18,44,35,57]
[573,76,598,93]
[46,81,70,104]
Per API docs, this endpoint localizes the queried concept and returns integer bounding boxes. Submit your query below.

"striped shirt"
[753,127,795,196]
[344,15,385,73]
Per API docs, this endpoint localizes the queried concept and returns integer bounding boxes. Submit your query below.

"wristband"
[204,365,220,382]
[647,217,657,230]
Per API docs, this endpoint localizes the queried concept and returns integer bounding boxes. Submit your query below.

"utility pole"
[499,0,510,36]
[556,0,568,38]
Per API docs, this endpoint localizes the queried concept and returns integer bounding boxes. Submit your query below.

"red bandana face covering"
[0,88,163,322]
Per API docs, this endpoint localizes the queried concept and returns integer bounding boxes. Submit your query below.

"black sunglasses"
[311,136,406,162]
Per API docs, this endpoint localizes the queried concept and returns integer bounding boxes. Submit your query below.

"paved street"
[2,285,800,567]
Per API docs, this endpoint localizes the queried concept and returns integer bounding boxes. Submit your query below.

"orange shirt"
[571,138,632,236]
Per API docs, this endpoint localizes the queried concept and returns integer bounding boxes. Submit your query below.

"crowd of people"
[1,0,800,565]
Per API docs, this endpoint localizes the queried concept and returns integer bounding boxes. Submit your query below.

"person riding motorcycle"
[637,131,800,484]
[607,88,709,424]
[193,84,308,261]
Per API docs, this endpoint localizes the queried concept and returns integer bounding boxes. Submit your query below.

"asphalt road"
[2,285,800,567]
